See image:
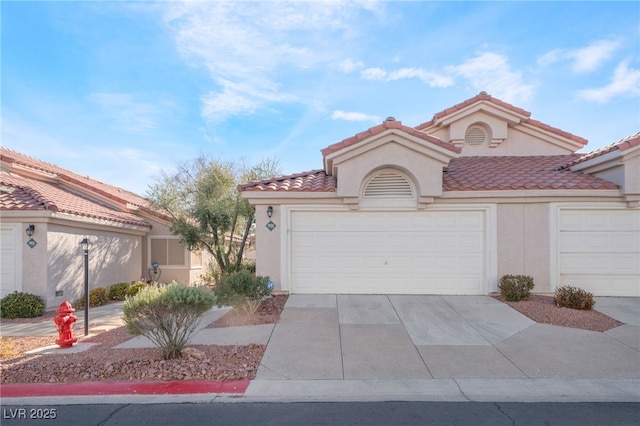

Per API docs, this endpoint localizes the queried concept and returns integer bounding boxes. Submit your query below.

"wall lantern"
[25,224,35,237]
[266,206,276,231]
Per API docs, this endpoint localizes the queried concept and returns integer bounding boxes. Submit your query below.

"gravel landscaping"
[494,294,622,332]
[0,294,625,384]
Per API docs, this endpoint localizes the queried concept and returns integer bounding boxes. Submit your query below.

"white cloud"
[88,92,172,132]
[163,2,382,123]
[538,38,622,73]
[201,89,258,121]
[339,58,364,73]
[332,110,381,123]
[577,60,640,103]
[448,52,535,103]
[571,39,621,73]
[388,68,454,88]
[361,66,453,87]
[361,67,388,80]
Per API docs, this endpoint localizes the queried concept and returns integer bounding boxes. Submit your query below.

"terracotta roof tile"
[239,170,337,192]
[415,92,587,146]
[1,171,152,227]
[564,132,640,168]
[1,148,152,209]
[321,118,461,158]
[240,156,619,194]
[443,156,618,191]
[0,147,166,220]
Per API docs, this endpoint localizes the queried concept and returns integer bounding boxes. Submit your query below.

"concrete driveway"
[256,294,640,381]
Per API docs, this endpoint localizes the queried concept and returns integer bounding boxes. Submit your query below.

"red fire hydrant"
[54,301,78,348]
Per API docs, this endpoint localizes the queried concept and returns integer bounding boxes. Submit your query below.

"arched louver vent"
[465,126,486,146]
[364,171,413,198]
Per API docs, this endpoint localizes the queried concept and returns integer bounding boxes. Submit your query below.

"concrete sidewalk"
[1,295,639,404]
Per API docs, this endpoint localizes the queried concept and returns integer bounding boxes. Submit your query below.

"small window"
[150,237,187,267]
[465,125,487,146]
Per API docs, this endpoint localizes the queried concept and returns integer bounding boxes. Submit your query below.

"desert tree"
[146,156,280,276]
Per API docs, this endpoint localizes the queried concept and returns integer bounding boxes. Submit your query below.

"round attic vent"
[465,125,487,146]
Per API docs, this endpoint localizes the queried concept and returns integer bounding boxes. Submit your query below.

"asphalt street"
[2,402,639,426]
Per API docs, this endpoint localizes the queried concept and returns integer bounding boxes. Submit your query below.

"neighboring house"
[0,148,208,308]
[240,92,640,297]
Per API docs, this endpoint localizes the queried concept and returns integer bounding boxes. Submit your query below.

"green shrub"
[127,282,147,296]
[122,281,216,359]
[499,275,535,302]
[75,286,110,309]
[0,292,45,319]
[554,285,595,310]
[216,269,271,316]
[108,282,131,301]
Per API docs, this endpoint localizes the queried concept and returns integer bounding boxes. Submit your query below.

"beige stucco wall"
[625,153,640,195]
[334,141,447,198]
[429,123,575,156]
[254,204,282,289]
[20,221,48,298]
[46,224,142,308]
[141,217,209,285]
[497,203,551,293]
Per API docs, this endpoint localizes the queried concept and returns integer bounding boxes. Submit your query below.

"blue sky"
[2,1,639,195]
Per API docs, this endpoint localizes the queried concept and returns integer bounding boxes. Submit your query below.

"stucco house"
[1,148,208,308]
[240,92,640,297]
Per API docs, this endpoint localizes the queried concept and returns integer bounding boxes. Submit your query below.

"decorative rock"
[182,347,205,360]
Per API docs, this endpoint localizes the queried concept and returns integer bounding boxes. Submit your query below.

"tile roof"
[321,117,461,157]
[563,132,640,168]
[0,148,152,210]
[443,156,618,191]
[239,170,336,192]
[415,92,588,146]
[1,171,152,227]
[240,156,619,193]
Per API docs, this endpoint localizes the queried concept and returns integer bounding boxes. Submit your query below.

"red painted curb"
[0,380,250,398]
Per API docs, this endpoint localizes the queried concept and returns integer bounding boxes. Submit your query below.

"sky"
[2,1,639,195]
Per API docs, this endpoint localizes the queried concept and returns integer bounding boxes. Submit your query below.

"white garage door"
[290,211,486,294]
[559,209,640,297]
[0,225,20,298]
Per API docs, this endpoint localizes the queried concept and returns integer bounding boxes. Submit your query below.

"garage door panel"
[559,209,640,297]
[291,211,486,295]
[561,275,640,297]
[560,210,640,231]
[561,253,639,275]
[560,232,639,253]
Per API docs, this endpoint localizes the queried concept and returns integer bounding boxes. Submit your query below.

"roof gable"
[416,92,588,155]
[321,117,460,176]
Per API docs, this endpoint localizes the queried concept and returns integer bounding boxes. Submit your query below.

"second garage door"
[559,209,640,296]
[290,210,486,294]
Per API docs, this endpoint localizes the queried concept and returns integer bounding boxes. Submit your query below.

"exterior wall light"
[266,206,276,231]
[25,224,35,237]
